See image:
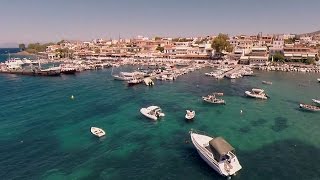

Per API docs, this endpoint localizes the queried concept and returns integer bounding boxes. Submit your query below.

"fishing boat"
[245,88,268,100]
[185,110,195,120]
[113,72,136,81]
[140,106,165,121]
[312,99,320,105]
[189,130,242,177]
[90,127,106,137]
[202,95,225,104]
[127,78,143,86]
[61,67,76,74]
[299,103,320,112]
[262,81,272,85]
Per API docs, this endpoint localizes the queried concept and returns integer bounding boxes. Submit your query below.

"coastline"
[11,50,35,56]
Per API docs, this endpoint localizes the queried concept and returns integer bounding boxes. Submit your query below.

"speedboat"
[202,95,225,104]
[312,99,320,105]
[300,103,320,112]
[317,78,320,83]
[90,127,106,137]
[185,110,195,120]
[140,106,165,121]
[189,130,242,177]
[262,81,272,85]
[245,88,268,100]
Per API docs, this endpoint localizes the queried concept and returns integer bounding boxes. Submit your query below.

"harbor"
[1,0,320,179]
[1,65,319,180]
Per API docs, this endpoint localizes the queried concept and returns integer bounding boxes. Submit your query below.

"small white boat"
[317,78,320,83]
[202,95,225,104]
[140,106,165,121]
[190,130,242,177]
[143,77,154,86]
[90,127,106,137]
[262,81,272,85]
[185,110,195,120]
[127,78,142,86]
[300,103,320,112]
[312,99,320,105]
[245,88,268,100]
[213,92,224,96]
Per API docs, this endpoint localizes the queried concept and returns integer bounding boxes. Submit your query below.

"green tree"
[304,58,315,65]
[284,37,297,44]
[272,52,285,62]
[94,48,100,53]
[19,44,26,51]
[55,48,69,58]
[156,46,164,52]
[57,40,66,45]
[211,33,233,53]
[155,37,161,41]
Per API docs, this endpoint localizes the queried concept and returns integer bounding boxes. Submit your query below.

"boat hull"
[185,111,195,120]
[245,91,268,100]
[140,108,157,120]
[61,69,76,74]
[91,127,106,137]
[300,104,320,112]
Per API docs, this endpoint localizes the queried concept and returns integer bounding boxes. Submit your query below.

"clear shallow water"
[0,67,319,180]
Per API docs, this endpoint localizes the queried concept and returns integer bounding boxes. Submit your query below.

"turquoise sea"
[0,54,320,179]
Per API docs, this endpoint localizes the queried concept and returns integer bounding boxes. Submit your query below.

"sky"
[0,0,320,47]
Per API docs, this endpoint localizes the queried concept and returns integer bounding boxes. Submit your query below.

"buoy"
[71,95,74,100]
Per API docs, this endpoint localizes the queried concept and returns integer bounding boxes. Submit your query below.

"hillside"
[299,30,320,36]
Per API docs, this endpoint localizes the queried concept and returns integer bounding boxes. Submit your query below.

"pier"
[221,65,242,77]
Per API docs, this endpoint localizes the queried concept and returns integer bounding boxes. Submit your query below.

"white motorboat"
[318,78,320,83]
[113,72,136,81]
[127,78,143,86]
[140,106,165,121]
[300,103,320,112]
[245,88,268,100]
[90,127,106,137]
[113,71,144,81]
[185,110,195,120]
[190,130,242,177]
[312,99,320,105]
[202,95,225,104]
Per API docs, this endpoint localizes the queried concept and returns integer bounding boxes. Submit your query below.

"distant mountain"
[299,30,320,37]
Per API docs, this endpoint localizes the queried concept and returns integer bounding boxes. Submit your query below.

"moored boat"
[127,78,143,86]
[90,127,106,137]
[245,88,268,100]
[202,95,225,104]
[189,130,242,177]
[140,106,165,121]
[300,103,320,112]
[317,78,320,83]
[61,67,76,74]
[185,110,195,120]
